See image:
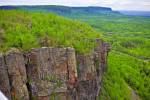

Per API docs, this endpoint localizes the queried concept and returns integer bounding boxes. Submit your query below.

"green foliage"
[57,9,150,100]
[0,10,101,53]
[44,75,63,88]
[72,14,150,59]
[100,51,150,100]
[64,11,150,100]
[0,8,150,100]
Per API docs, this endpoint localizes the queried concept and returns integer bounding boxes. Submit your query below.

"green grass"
[72,14,150,59]
[100,51,150,100]
[0,8,150,100]
[0,10,101,53]
[57,10,150,99]
[64,12,150,100]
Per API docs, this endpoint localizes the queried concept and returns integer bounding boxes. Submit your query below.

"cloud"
[0,0,98,6]
[0,0,150,11]
[94,0,150,11]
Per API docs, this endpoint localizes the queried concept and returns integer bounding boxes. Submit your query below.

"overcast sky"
[0,0,150,11]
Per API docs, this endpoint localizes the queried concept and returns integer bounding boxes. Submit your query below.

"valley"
[0,6,150,100]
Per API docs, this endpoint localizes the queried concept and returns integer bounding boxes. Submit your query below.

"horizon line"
[0,4,150,11]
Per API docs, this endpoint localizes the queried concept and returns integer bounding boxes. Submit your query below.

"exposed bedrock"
[0,54,11,100]
[5,50,29,100]
[0,39,110,100]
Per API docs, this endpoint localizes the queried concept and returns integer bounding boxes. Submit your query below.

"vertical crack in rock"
[73,39,110,100]
[0,39,110,100]
[75,53,98,100]
[0,54,11,100]
[66,47,78,100]
[94,39,111,97]
[25,47,52,100]
[25,47,72,100]
[4,50,29,100]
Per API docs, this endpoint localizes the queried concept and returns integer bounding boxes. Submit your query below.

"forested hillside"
[66,7,150,100]
[0,10,101,53]
[64,7,150,100]
[0,5,150,100]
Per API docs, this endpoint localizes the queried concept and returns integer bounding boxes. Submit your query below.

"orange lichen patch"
[55,62,68,75]
[68,71,78,88]
[28,52,38,65]
[86,73,93,80]
[38,96,49,100]
[100,54,105,63]
[11,88,18,100]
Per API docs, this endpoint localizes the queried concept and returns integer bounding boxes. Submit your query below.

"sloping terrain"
[0,6,150,100]
[0,10,101,53]
[68,7,150,100]
[0,9,110,100]
[66,8,150,100]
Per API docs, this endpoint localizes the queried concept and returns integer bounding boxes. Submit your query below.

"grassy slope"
[75,14,150,100]
[100,51,150,100]
[73,13,150,100]
[0,10,101,53]
[61,10,150,99]
[0,8,150,100]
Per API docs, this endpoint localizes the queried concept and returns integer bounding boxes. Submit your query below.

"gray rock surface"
[5,51,29,100]
[0,54,11,100]
[0,39,110,100]
[25,47,77,100]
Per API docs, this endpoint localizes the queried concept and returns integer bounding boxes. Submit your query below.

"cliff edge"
[0,39,110,100]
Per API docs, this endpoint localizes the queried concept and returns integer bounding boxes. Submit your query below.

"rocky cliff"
[0,39,110,100]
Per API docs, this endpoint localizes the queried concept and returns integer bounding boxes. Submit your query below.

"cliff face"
[0,39,110,100]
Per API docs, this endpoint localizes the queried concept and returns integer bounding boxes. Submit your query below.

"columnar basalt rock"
[75,54,98,100]
[0,54,11,100]
[0,39,110,100]
[74,40,110,100]
[5,51,29,100]
[25,47,78,100]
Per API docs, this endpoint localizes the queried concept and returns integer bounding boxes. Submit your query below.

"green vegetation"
[0,7,150,100]
[0,10,101,53]
[75,14,150,59]
[100,51,150,100]
[70,10,150,100]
